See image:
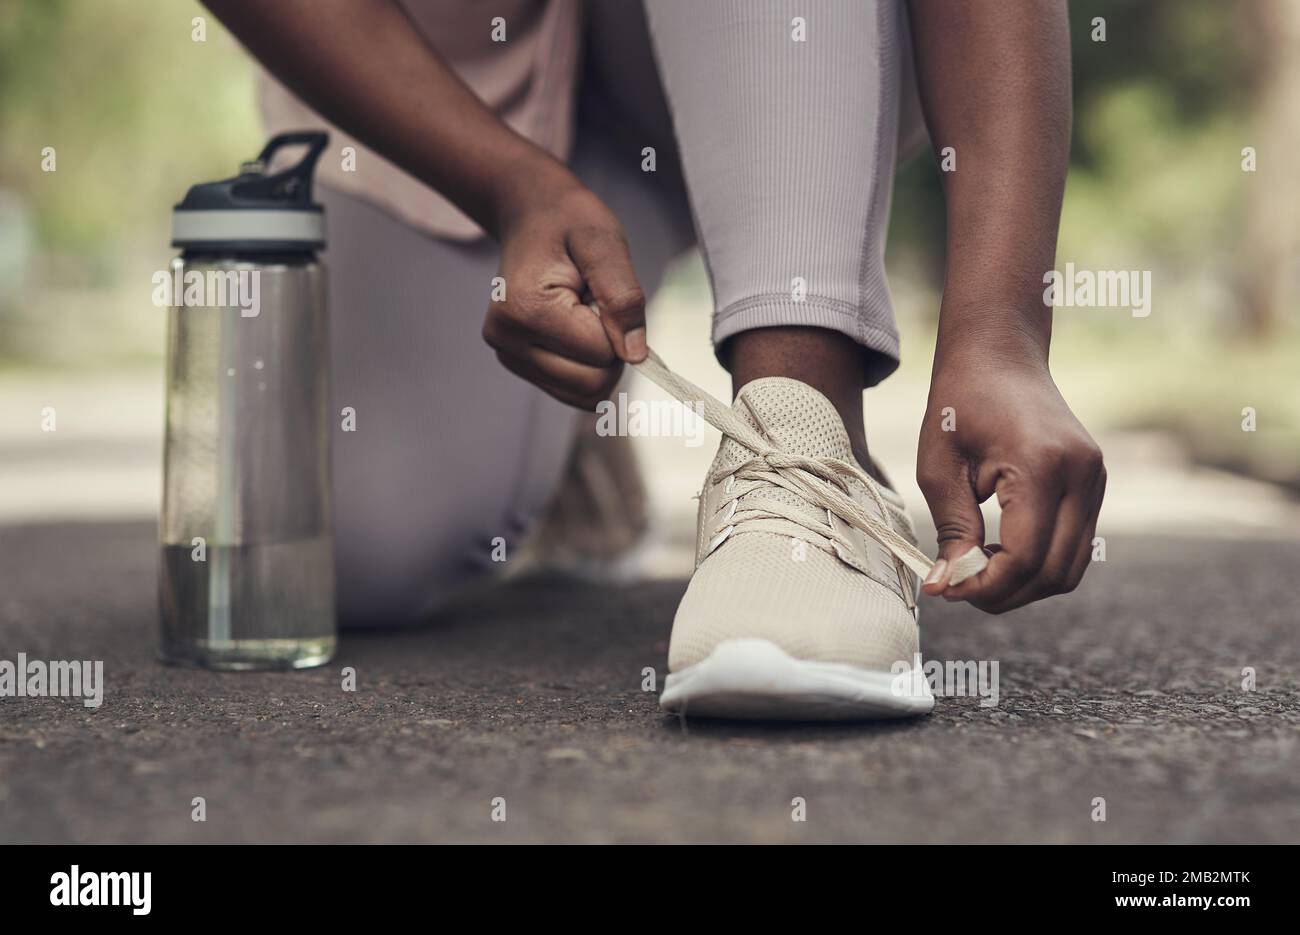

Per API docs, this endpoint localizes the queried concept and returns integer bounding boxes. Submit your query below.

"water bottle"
[159,132,335,670]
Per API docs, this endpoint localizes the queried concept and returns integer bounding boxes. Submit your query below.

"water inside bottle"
[159,537,335,669]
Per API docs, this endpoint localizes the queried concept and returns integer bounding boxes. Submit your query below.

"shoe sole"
[660,638,934,721]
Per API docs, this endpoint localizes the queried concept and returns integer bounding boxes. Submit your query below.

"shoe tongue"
[713,377,857,537]
[717,377,855,472]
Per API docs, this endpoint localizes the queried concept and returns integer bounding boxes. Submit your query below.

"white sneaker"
[659,376,933,720]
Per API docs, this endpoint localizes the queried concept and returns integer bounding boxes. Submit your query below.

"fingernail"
[923,558,948,587]
[624,327,647,361]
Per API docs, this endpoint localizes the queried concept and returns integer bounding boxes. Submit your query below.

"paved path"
[1,521,1296,843]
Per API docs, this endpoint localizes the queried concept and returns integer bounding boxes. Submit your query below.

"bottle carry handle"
[233,131,329,206]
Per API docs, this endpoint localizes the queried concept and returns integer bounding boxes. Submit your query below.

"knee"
[333,535,488,630]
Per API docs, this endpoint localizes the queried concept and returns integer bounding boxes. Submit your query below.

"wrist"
[487,152,584,239]
[932,307,1052,380]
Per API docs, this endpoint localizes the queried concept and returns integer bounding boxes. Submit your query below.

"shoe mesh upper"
[670,378,921,673]
[710,378,858,540]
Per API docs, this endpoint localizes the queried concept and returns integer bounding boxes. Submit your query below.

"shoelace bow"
[632,348,989,588]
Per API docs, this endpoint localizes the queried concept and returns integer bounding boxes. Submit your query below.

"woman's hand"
[482,166,647,409]
[916,349,1106,613]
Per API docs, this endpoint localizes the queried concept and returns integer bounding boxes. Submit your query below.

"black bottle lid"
[171,132,328,254]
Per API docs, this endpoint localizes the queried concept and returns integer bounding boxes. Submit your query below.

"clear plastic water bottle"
[159,132,335,670]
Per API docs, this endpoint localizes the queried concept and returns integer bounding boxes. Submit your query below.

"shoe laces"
[632,348,988,587]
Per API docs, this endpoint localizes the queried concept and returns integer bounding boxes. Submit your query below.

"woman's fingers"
[940,464,1064,609]
[945,449,1106,613]
[494,345,621,410]
[567,224,648,363]
[484,282,617,369]
[1060,464,1108,592]
[974,491,1088,613]
[485,276,624,407]
[917,450,987,596]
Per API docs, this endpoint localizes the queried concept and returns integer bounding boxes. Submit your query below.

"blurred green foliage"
[890,0,1265,323]
[0,0,1294,475]
[0,0,258,278]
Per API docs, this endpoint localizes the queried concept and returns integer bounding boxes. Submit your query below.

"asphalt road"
[1,521,1297,844]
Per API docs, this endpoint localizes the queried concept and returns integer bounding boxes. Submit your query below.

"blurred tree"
[0,0,259,360]
[890,0,1289,338]
[1240,0,1300,337]
[0,0,258,259]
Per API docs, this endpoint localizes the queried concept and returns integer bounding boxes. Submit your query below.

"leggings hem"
[711,293,902,386]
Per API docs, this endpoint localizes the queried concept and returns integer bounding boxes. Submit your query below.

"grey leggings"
[647,0,916,383]
[330,0,915,626]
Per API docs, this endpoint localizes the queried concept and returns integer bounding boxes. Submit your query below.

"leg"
[325,99,692,628]
[727,326,880,480]
[645,0,908,470]
[324,183,580,628]
[645,1,934,720]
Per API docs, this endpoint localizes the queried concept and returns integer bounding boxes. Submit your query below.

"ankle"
[725,326,882,481]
